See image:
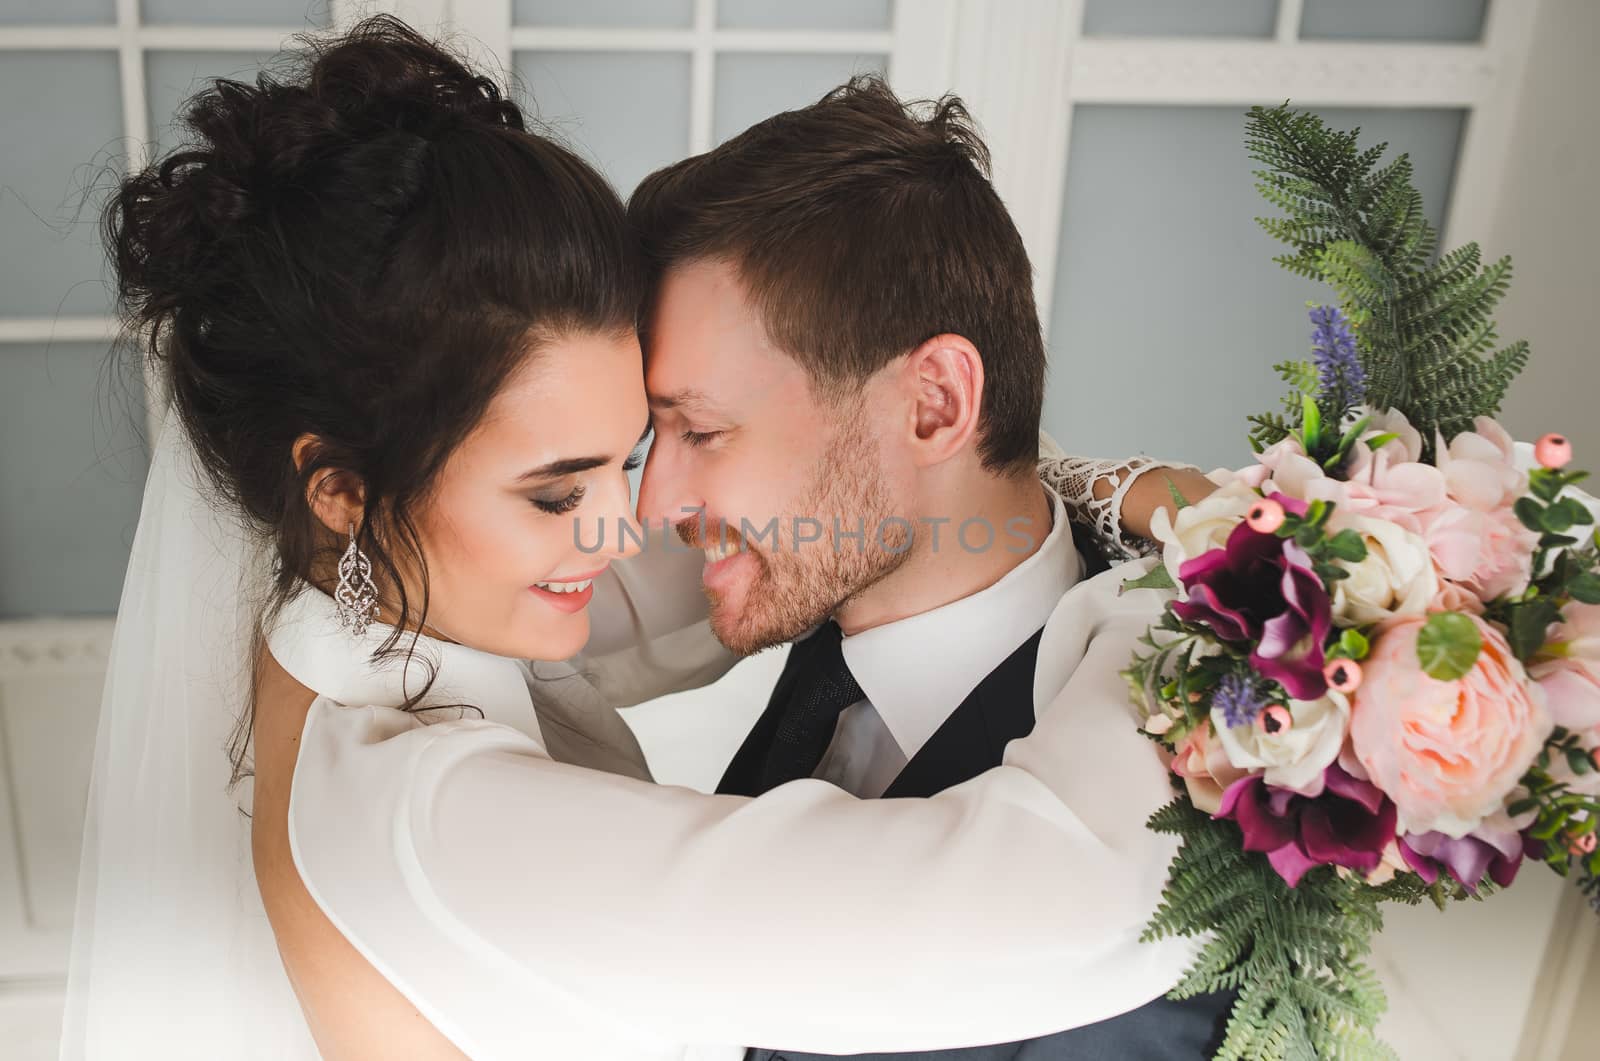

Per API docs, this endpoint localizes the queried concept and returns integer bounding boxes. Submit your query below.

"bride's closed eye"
[530,482,586,515]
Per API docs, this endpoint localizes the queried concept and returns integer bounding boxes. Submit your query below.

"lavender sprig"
[1212,671,1267,729]
[1310,304,1366,418]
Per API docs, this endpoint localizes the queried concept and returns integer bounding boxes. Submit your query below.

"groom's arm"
[289,561,1193,1054]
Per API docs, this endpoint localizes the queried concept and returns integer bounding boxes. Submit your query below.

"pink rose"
[1350,614,1552,837]
[1435,417,1525,512]
[1420,503,1538,602]
[1171,719,1249,815]
[1529,603,1600,732]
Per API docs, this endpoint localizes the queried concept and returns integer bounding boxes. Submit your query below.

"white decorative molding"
[0,619,115,680]
[0,618,112,981]
[0,318,119,345]
[507,26,894,54]
[1515,882,1600,1060]
[1442,0,1546,250]
[1069,40,1499,107]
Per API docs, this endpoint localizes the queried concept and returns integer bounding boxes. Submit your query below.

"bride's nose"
[593,466,644,561]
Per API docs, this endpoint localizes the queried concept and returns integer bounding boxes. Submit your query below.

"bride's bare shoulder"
[250,647,467,1060]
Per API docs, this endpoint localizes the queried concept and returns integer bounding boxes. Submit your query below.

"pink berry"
[1324,659,1363,694]
[1571,833,1597,856]
[1246,497,1286,535]
[1591,747,1600,771]
[1535,433,1573,469]
[1256,704,1293,735]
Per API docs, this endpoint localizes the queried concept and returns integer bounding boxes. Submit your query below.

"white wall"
[1489,0,1600,459]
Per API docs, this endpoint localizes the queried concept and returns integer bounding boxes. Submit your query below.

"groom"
[629,79,1230,1058]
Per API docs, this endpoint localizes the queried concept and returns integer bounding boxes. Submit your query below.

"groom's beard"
[678,415,911,656]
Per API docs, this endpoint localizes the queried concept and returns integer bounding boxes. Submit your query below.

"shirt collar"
[265,583,542,738]
[839,486,1079,762]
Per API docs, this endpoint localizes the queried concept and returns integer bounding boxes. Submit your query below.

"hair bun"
[309,17,524,136]
[108,16,526,331]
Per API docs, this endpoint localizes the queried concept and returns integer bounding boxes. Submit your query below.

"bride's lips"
[529,567,606,614]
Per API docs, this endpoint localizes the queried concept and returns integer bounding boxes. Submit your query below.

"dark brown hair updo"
[107,15,642,662]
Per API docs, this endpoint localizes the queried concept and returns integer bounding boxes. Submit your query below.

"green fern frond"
[1246,105,1529,455]
[1143,793,1399,1059]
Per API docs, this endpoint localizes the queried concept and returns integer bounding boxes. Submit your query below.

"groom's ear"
[292,434,367,538]
[901,333,984,467]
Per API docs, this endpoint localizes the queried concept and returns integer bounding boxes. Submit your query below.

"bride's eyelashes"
[531,483,586,515]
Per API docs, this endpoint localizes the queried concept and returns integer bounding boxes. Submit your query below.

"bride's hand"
[1113,465,1217,540]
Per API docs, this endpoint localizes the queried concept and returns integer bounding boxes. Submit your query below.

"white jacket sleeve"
[288,562,1195,1055]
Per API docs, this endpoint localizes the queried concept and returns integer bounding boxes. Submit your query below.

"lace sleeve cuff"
[1038,455,1197,563]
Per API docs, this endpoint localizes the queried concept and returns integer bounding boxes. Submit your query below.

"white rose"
[1150,478,1258,587]
[1212,690,1351,796]
[1326,513,1439,626]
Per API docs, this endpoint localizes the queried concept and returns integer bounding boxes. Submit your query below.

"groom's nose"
[636,438,702,535]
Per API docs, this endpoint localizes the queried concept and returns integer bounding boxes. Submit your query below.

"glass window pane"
[1044,105,1464,471]
[0,52,121,317]
[1300,0,1487,42]
[1083,0,1279,38]
[0,343,148,618]
[0,0,114,24]
[145,50,278,154]
[514,0,693,29]
[516,51,691,197]
[714,52,887,146]
[140,0,331,26]
[718,0,893,32]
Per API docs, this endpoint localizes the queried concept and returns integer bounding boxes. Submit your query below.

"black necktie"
[726,621,865,795]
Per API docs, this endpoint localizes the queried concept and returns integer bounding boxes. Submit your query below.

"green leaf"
[1339,628,1371,660]
[1514,497,1547,534]
[1569,572,1600,605]
[1301,392,1323,452]
[1568,747,1595,775]
[1506,797,1539,818]
[1558,497,1595,526]
[1121,565,1177,593]
[1543,503,1576,534]
[1166,478,1191,511]
[1295,523,1322,549]
[1325,529,1370,562]
[1415,612,1482,681]
[1364,432,1401,452]
[1505,599,1562,662]
[1529,469,1563,503]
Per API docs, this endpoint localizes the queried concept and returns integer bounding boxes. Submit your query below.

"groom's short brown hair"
[629,76,1045,474]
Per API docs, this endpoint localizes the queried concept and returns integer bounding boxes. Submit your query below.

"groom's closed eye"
[680,429,722,448]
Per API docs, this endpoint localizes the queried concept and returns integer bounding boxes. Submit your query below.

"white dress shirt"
[272,534,1195,1059]
[817,488,1078,797]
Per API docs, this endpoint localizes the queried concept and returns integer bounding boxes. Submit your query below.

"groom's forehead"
[644,260,804,407]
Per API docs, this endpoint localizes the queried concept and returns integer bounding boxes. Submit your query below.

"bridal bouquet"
[1123,106,1600,1059]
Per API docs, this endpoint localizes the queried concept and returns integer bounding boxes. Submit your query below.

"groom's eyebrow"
[648,388,714,413]
[517,424,652,481]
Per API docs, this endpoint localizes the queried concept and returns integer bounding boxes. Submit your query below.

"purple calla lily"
[1399,828,1525,894]
[1217,764,1398,887]
[1173,520,1333,700]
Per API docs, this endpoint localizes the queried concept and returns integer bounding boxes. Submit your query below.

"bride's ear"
[292,434,367,537]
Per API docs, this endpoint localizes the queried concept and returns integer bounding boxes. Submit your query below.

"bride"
[62,16,1212,1061]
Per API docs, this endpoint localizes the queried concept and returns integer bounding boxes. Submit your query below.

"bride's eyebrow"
[516,423,652,482]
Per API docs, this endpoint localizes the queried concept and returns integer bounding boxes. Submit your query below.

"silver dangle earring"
[335,522,379,638]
